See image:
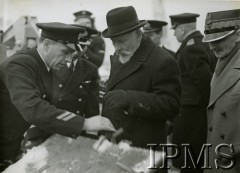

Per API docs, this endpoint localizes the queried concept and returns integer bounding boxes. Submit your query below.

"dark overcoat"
[102,35,182,148]
[0,48,85,161]
[172,31,214,168]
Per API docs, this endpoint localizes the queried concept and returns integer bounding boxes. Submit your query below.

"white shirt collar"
[37,48,50,71]
[67,59,78,71]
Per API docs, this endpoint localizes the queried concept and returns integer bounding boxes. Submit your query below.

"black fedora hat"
[102,6,146,38]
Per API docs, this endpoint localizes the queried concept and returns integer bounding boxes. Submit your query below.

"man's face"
[145,31,161,45]
[44,40,74,71]
[75,18,92,28]
[173,25,184,43]
[209,32,238,59]
[110,31,139,59]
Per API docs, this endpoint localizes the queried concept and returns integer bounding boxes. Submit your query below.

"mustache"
[115,50,133,56]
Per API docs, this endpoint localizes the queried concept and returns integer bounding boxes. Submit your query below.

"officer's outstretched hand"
[104,90,128,110]
[83,115,116,132]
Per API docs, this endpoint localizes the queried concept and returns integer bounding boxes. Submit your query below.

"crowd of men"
[0,5,240,173]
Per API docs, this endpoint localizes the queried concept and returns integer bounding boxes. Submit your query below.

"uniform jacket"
[205,47,240,173]
[24,58,100,142]
[172,31,214,168]
[102,35,182,148]
[84,35,105,67]
[0,48,85,145]
[51,58,99,118]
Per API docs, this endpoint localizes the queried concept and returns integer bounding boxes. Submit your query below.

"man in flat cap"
[101,6,181,171]
[73,10,106,68]
[142,20,175,57]
[0,22,115,171]
[203,9,240,173]
[169,13,216,173]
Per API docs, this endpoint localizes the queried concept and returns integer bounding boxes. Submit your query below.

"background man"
[169,13,215,173]
[73,10,106,68]
[101,6,181,165]
[203,9,240,173]
[142,20,175,57]
[0,22,115,171]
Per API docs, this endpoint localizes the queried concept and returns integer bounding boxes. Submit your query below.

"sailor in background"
[170,13,214,173]
[73,10,106,68]
[142,20,175,57]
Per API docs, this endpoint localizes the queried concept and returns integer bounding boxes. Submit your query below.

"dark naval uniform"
[102,35,182,148]
[51,58,99,117]
[0,48,85,165]
[24,58,100,142]
[172,30,214,169]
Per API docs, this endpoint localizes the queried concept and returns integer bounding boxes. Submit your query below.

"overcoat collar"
[176,31,203,59]
[28,48,52,96]
[106,35,155,91]
[208,48,240,108]
[54,58,90,96]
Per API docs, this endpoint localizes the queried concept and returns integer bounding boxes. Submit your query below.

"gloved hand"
[104,90,129,110]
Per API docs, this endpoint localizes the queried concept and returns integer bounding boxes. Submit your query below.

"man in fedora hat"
[169,13,216,173]
[0,22,115,171]
[73,10,105,68]
[142,20,175,57]
[203,9,240,173]
[101,5,181,159]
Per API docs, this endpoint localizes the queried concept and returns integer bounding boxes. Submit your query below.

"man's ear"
[43,39,52,52]
[235,29,240,43]
[180,26,185,35]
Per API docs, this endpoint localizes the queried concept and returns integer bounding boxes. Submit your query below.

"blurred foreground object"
[0,16,39,62]
[4,135,164,173]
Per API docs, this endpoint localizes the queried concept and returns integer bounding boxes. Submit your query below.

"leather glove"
[104,90,129,110]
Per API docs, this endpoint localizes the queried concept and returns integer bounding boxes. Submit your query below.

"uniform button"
[220,134,225,139]
[58,98,62,101]
[78,98,82,102]
[76,111,80,114]
[79,85,83,89]
[42,94,46,99]
[209,126,213,131]
[58,84,63,88]
[220,111,226,117]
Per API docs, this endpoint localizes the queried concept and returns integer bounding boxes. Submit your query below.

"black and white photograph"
[0,0,240,172]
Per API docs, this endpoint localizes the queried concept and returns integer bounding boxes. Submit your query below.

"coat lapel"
[106,36,155,91]
[208,49,240,107]
[54,64,72,84]
[61,59,89,95]
[29,48,52,96]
